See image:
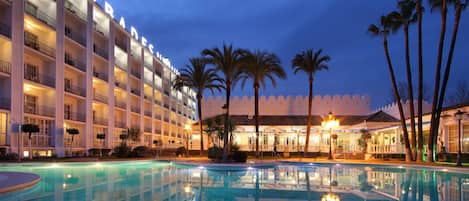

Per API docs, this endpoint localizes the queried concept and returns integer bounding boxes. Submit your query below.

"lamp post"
[455,110,465,167]
[184,124,191,157]
[322,112,340,160]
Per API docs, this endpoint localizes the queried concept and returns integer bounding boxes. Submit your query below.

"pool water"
[0,161,468,201]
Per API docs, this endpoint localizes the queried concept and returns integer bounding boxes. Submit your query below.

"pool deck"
[0,172,40,194]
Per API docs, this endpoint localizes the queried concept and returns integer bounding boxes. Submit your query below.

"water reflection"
[0,162,468,201]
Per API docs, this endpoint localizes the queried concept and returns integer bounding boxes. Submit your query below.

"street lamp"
[322,112,340,160]
[455,110,465,167]
[184,123,191,157]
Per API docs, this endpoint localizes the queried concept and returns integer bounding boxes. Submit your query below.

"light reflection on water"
[0,161,468,201]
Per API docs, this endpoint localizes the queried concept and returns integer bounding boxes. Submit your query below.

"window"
[464,124,469,153]
[448,125,458,152]
[24,94,37,114]
[64,104,72,120]
[25,63,38,81]
[64,78,72,91]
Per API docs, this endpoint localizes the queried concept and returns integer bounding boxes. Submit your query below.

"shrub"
[208,146,223,161]
[175,147,186,157]
[0,153,18,161]
[231,151,248,163]
[131,146,152,157]
[88,148,112,157]
[112,142,132,158]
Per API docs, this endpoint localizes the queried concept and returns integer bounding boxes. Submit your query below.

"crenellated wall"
[202,95,371,119]
[373,100,433,119]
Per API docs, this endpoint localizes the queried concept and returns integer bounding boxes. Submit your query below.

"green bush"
[131,146,152,157]
[208,146,223,161]
[112,143,132,158]
[231,151,248,163]
[175,147,186,157]
[0,153,18,161]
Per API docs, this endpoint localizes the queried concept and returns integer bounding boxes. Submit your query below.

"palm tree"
[97,133,106,157]
[202,44,244,161]
[239,50,286,157]
[428,0,448,162]
[128,128,141,146]
[66,128,79,157]
[22,123,39,160]
[433,0,467,162]
[368,14,414,161]
[291,49,329,156]
[416,0,425,163]
[392,0,418,160]
[173,58,223,155]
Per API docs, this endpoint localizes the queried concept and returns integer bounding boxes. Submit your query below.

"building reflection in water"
[0,162,468,201]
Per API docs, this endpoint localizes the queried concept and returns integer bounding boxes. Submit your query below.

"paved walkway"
[0,172,40,194]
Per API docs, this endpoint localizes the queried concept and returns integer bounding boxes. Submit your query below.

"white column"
[9,0,25,156]
[107,20,115,148]
[55,0,65,157]
[85,0,94,152]
[139,48,144,145]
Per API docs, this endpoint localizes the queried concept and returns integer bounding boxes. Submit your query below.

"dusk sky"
[104,0,469,108]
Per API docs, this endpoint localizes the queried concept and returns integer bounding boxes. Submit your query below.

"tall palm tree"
[433,0,467,162]
[66,128,79,157]
[428,0,448,162]
[368,14,414,161]
[239,50,287,158]
[392,0,418,160]
[202,44,244,161]
[291,49,329,156]
[173,58,223,155]
[22,123,39,160]
[416,0,425,163]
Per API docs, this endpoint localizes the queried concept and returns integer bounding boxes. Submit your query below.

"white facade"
[0,0,197,157]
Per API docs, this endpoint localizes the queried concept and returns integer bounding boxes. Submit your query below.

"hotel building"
[0,0,197,157]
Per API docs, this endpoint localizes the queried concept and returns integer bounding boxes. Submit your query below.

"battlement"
[202,95,371,119]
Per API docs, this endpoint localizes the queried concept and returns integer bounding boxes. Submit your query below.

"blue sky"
[103,0,469,108]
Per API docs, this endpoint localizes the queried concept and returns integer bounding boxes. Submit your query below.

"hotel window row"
[0,0,197,157]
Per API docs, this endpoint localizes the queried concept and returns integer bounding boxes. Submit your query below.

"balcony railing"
[144,95,151,101]
[130,68,140,78]
[93,116,107,125]
[144,110,152,117]
[24,105,55,117]
[154,129,161,134]
[163,104,169,109]
[114,100,126,109]
[65,53,86,72]
[93,68,108,81]
[65,26,86,46]
[65,82,86,97]
[163,117,169,122]
[0,98,10,110]
[144,127,152,133]
[93,44,108,59]
[115,81,126,90]
[64,111,85,122]
[115,121,126,128]
[65,0,87,21]
[130,88,140,96]
[0,21,10,38]
[114,58,127,69]
[131,106,140,113]
[25,1,56,28]
[24,70,55,88]
[154,100,161,105]
[114,38,127,52]
[0,60,11,75]
[154,114,161,119]
[93,93,107,103]
[24,32,55,58]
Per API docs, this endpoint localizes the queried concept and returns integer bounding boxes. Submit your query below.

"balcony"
[154,114,161,119]
[0,98,10,110]
[93,92,107,103]
[114,99,126,109]
[114,58,127,69]
[144,95,151,101]
[163,117,169,122]
[114,81,126,90]
[24,69,55,88]
[65,82,86,97]
[65,26,86,47]
[144,110,152,117]
[24,32,55,58]
[93,44,108,59]
[130,68,140,78]
[154,129,161,134]
[65,53,86,72]
[24,105,55,117]
[25,1,56,28]
[0,21,10,38]
[154,100,161,105]
[130,88,140,96]
[131,106,140,113]
[163,104,169,109]
[0,60,10,75]
[64,111,85,122]
[144,127,152,133]
[93,116,107,125]
[114,38,127,52]
[65,0,87,21]
[115,121,126,128]
[93,68,108,81]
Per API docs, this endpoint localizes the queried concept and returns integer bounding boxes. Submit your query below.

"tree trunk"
[70,135,74,157]
[254,84,260,158]
[29,134,32,160]
[434,4,462,160]
[428,0,447,163]
[197,94,204,155]
[416,0,424,162]
[383,35,414,161]
[223,82,231,162]
[303,77,313,156]
[404,25,417,160]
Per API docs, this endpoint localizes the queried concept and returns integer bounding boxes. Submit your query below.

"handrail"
[24,31,55,58]
[25,1,56,28]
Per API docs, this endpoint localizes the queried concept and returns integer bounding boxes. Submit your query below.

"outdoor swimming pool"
[0,161,468,201]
